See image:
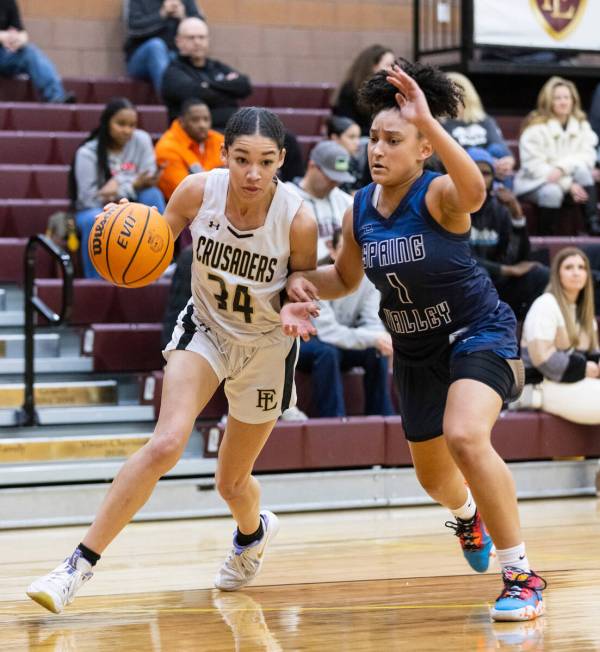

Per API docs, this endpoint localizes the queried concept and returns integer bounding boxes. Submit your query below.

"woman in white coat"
[517,247,600,424]
[514,76,599,235]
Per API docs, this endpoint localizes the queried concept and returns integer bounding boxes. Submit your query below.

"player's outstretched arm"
[287,205,364,302]
[162,173,208,239]
[385,65,485,225]
[100,173,207,241]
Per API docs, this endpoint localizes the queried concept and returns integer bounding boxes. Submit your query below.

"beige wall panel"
[20,1,411,83]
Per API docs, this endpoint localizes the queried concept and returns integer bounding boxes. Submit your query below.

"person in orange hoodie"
[155,97,224,199]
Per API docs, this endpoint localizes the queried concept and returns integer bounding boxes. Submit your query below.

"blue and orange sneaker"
[445,510,495,573]
[491,566,546,621]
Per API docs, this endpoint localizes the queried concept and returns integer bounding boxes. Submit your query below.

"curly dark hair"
[357,58,464,121]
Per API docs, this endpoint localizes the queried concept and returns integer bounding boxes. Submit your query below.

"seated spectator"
[514,76,600,236]
[325,115,363,193]
[0,0,74,103]
[69,97,166,278]
[155,97,223,200]
[467,147,548,320]
[161,17,251,129]
[332,44,395,136]
[287,140,354,263]
[514,247,600,424]
[297,228,395,417]
[443,72,515,189]
[123,0,204,95]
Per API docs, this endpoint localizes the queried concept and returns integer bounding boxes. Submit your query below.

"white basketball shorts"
[164,303,299,424]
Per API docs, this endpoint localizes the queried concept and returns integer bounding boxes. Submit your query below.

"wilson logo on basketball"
[91,210,111,256]
[147,231,164,253]
[116,213,136,249]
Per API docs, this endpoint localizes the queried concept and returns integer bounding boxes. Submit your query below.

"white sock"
[496,543,530,573]
[450,487,477,521]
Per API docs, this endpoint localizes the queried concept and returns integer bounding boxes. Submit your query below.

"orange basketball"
[88,203,174,288]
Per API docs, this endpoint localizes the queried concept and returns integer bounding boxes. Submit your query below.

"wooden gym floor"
[1,497,599,651]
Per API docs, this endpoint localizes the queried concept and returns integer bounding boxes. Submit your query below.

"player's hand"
[102,197,130,213]
[501,260,540,278]
[570,182,588,203]
[286,272,320,302]
[385,64,432,128]
[375,332,393,356]
[494,156,515,178]
[586,361,599,378]
[546,167,563,183]
[280,302,319,341]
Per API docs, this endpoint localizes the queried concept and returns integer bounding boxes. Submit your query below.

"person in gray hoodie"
[296,227,395,417]
[69,97,165,278]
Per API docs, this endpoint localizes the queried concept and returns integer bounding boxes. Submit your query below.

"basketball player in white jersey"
[26,107,320,614]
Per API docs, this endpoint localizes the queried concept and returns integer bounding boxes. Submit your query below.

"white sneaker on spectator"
[280,406,308,421]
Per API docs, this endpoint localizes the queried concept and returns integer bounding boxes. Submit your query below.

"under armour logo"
[208,220,220,230]
[256,389,277,411]
[197,321,211,333]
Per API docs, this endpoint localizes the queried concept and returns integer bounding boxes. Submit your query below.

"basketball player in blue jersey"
[26,108,321,614]
[285,61,546,622]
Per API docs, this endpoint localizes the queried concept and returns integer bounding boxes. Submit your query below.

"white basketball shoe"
[214,510,280,591]
[26,549,93,613]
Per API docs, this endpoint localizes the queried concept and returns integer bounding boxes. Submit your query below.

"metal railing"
[18,235,73,426]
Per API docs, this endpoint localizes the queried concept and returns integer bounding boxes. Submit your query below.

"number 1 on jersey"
[207,273,254,323]
[386,272,413,304]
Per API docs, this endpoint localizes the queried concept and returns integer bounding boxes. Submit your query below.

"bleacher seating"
[0,199,70,237]
[203,411,600,471]
[35,279,171,325]
[86,323,163,372]
[0,237,55,282]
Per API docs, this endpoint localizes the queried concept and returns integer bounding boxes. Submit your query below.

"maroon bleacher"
[275,108,328,136]
[200,410,600,470]
[0,237,56,282]
[0,199,70,237]
[0,165,69,199]
[530,235,600,260]
[0,132,53,164]
[1,77,337,109]
[35,279,171,325]
[493,115,524,141]
[87,323,163,372]
[270,83,333,109]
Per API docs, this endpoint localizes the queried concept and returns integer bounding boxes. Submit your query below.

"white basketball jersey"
[189,169,302,344]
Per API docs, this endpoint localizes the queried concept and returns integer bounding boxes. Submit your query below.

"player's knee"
[537,184,563,208]
[415,471,447,500]
[216,474,249,502]
[144,434,185,473]
[444,424,488,463]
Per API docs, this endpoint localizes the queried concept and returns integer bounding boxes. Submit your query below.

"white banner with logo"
[474,0,600,51]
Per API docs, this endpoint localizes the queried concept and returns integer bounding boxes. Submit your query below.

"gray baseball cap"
[309,140,355,184]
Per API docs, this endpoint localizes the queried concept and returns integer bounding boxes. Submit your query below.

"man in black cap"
[287,140,355,263]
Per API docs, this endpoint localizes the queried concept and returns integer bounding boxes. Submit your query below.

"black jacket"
[469,194,530,281]
[123,0,203,58]
[161,56,252,128]
[332,81,371,136]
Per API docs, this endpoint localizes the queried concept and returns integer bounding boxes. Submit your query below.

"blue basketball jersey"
[353,171,501,364]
